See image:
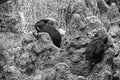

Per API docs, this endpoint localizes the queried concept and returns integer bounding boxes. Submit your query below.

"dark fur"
[84,33,110,65]
[34,19,62,48]
[0,0,8,4]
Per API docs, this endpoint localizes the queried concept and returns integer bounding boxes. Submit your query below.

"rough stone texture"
[0,0,120,80]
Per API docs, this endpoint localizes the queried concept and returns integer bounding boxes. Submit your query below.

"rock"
[3,65,22,80]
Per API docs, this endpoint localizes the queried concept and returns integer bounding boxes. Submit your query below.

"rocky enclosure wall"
[0,0,120,80]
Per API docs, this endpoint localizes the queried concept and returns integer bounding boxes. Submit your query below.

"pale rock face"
[45,17,56,22]
[45,17,58,27]
[86,16,102,24]
[58,28,66,35]
[18,11,28,33]
[33,74,42,80]
[18,12,27,26]
[109,25,120,36]
[73,14,81,20]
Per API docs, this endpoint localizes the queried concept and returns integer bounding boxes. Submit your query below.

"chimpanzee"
[34,18,62,48]
[83,31,113,73]
[83,31,111,65]
[112,76,120,80]
[0,0,8,4]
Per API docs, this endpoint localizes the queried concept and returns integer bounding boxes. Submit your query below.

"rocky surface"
[0,0,120,80]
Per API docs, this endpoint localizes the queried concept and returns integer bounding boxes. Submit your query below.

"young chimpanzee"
[84,31,111,66]
[34,18,62,48]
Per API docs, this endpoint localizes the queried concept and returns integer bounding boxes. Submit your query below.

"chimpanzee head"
[35,18,55,33]
[39,19,54,26]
